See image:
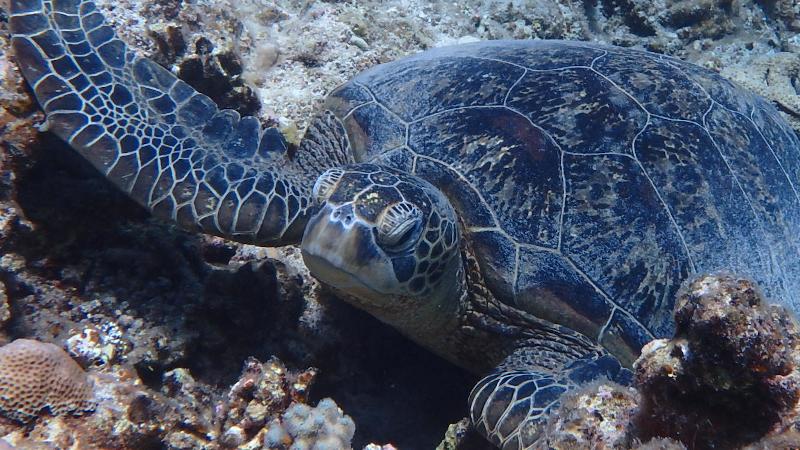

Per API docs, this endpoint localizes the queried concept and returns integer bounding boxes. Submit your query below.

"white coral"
[263,398,355,450]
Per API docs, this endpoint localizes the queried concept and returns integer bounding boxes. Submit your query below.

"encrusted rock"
[0,339,96,423]
[218,356,319,447]
[1,24,43,153]
[66,328,119,367]
[436,418,471,450]
[633,273,800,449]
[543,380,639,449]
[176,37,261,117]
[634,437,687,450]
[0,282,9,328]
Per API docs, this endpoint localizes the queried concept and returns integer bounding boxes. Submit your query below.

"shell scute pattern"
[506,68,647,156]
[410,107,563,247]
[561,152,688,338]
[356,56,525,122]
[600,310,653,366]
[413,158,496,229]
[514,248,615,342]
[594,50,711,122]
[324,82,373,119]
[343,103,406,161]
[636,117,769,281]
[706,107,800,296]
[445,40,605,71]
[751,106,800,202]
[661,54,754,113]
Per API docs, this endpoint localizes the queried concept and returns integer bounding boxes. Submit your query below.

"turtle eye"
[377,202,423,251]
[312,168,344,204]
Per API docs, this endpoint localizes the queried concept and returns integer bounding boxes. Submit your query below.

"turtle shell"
[323,40,800,365]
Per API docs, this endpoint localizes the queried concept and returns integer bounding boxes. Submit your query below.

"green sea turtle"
[9,0,800,447]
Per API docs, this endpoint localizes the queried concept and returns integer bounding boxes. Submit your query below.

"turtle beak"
[300,204,399,295]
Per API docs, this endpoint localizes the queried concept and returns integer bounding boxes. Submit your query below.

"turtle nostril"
[330,205,355,224]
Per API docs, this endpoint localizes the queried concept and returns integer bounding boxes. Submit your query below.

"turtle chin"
[300,207,400,301]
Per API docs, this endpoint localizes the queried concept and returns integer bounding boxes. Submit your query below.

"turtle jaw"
[300,205,400,299]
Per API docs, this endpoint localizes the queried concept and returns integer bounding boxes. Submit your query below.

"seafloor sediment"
[0,0,799,449]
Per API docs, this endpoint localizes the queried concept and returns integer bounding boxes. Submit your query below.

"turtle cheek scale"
[300,204,400,297]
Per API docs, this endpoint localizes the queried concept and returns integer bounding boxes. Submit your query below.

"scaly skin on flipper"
[9,0,350,245]
[469,348,629,449]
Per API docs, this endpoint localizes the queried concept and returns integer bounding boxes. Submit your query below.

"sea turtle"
[9,0,800,447]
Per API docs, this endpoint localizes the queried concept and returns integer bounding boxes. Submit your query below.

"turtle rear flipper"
[9,0,329,245]
[469,349,629,448]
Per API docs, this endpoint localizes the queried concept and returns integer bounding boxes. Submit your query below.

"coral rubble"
[216,356,322,448]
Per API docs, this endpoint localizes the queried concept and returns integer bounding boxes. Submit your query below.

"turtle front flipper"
[9,0,347,245]
[469,348,630,449]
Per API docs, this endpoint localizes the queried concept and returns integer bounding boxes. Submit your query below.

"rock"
[634,437,687,450]
[0,282,9,328]
[436,418,471,450]
[66,328,121,367]
[543,380,639,449]
[633,273,800,449]
[721,52,800,133]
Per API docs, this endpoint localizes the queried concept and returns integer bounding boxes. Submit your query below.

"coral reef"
[2,0,800,447]
[0,16,42,152]
[0,339,96,423]
[0,354,352,449]
[634,438,688,450]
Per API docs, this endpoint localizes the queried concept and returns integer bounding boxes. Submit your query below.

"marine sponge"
[263,398,355,449]
[633,273,800,449]
[0,339,96,423]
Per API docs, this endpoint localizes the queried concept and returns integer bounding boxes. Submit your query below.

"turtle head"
[300,164,461,318]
